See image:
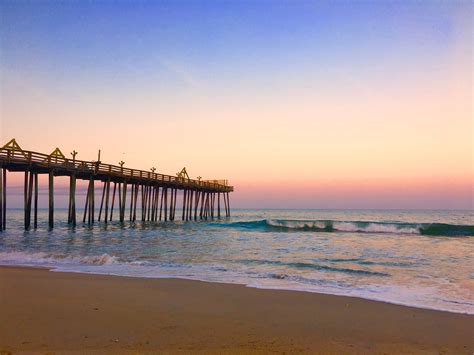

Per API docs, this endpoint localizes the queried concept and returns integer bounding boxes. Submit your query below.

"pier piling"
[48,170,54,229]
[0,167,3,231]
[34,173,38,228]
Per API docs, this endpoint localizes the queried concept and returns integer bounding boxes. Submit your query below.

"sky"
[0,0,472,209]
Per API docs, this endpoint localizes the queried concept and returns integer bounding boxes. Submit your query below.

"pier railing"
[0,147,231,191]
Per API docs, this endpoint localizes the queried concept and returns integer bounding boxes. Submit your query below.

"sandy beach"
[0,266,472,354]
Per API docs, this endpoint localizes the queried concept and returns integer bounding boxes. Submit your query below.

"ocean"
[0,208,472,314]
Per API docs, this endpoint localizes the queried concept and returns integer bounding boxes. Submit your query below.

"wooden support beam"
[133,183,139,222]
[110,182,117,221]
[223,191,228,217]
[164,187,168,222]
[142,185,147,221]
[182,189,187,221]
[2,169,5,230]
[24,171,28,229]
[72,175,76,226]
[104,180,111,223]
[199,190,205,219]
[83,180,90,223]
[34,173,38,228]
[147,184,152,221]
[169,188,174,221]
[173,188,177,221]
[190,190,194,220]
[141,185,145,221]
[2,168,5,230]
[67,175,72,224]
[129,183,134,221]
[204,193,209,220]
[218,192,221,219]
[153,186,159,221]
[121,182,127,223]
[118,183,122,221]
[227,192,231,217]
[98,181,106,222]
[88,178,92,225]
[207,193,211,219]
[186,189,190,221]
[0,167,3,231]
[158,187,162,221]
[91,177,95,223]
[48,170,54,229]
[26,170,33,230]
[159,186,164,221]
[150,185,156,221]
[85,176,95,225]
[146,185,150,220]
[68,174,76,225]
[211,192,215,218]
[193,190,199,220]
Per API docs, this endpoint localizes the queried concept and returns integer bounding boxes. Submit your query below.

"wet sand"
[0,266,473,354]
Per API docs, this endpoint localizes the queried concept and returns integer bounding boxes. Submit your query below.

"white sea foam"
[266,219,421,234]
[0,251,119,267]
[1,250,473,315]
[333,222,419,234]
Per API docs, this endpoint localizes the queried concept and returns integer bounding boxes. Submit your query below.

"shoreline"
[1,261,473,316]
[1,265,473,353]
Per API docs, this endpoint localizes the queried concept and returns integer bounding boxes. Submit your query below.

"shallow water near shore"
[0,208,473,314]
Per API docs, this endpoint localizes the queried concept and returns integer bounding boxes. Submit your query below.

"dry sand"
[0,266,473,354]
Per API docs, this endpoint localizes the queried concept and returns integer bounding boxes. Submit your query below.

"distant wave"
[217,219,474,236]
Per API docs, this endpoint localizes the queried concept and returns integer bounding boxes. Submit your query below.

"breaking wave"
[0,251,121,267]
[219,219,474,236]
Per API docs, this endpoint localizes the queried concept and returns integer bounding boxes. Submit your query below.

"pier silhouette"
[0,139,233,230]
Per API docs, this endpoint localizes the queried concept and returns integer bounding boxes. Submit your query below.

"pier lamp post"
[70,150,78,166]
[119,160,125,175]
[151,167,156,179]
[197,176,202,185]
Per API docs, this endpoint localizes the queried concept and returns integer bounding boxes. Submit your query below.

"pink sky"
[1,1,472,209]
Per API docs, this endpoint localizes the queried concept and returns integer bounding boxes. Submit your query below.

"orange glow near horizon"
[1,1,472,209]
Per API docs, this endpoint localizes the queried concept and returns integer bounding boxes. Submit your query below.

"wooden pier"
[0,139,233,230]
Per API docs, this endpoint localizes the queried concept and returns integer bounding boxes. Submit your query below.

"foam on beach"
[0,209,473,315]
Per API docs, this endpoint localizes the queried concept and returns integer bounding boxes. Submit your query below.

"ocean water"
[0,208,473,314]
